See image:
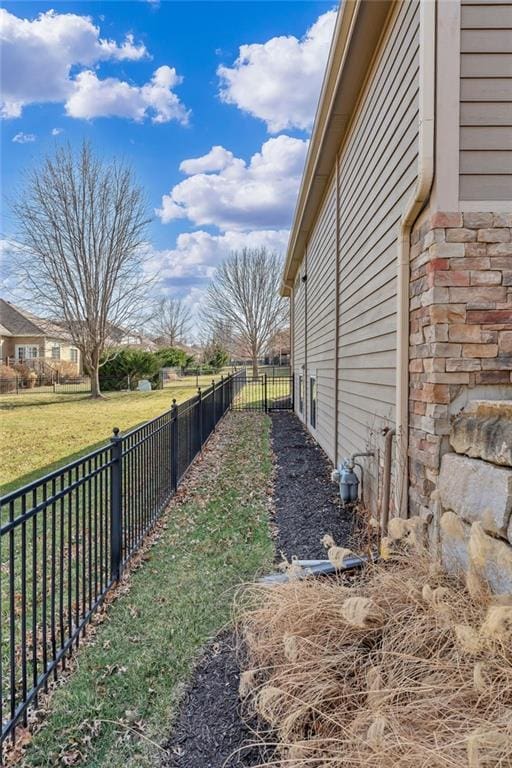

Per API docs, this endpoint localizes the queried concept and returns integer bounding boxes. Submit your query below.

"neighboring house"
[265,328,291,365]
[0,299,81,373]
[111,328,158,352]
[283,0,511,521]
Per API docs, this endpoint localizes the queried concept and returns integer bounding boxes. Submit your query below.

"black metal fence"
[0,372,244,747]
[0,376,91,396]
[230,372,293,412]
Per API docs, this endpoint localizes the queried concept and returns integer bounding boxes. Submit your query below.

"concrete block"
[439,453,512,537]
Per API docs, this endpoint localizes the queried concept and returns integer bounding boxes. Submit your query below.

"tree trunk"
[252,353,258,378]
[90,352,103,399]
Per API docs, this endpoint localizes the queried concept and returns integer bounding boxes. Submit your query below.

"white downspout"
[395,0,436,518]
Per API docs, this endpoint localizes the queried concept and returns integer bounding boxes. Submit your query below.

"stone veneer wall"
[408,211,512,517]
[435,400,512,595]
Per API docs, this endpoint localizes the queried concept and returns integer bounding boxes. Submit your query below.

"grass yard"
[20,412,274,768]
[0,377,224,493]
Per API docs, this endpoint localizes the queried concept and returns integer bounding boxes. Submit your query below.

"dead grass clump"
[237,555,512,767]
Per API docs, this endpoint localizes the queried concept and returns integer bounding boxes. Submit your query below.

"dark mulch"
[271,411,354,559]
[162,632,271,768]
[162,412,353,768]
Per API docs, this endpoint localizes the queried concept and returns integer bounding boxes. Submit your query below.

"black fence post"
[264,373,268,413]
[212,379,216,430]
[110,427,123,581]
[170,399,178,491]
[220,375,224,414]
[197,387,203,449]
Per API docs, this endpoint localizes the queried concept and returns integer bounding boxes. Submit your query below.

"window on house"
[298,374,304,414]
[70,348,78,363]
[17,346,39,362]
[51,345,61,360]
[309,375,317,428]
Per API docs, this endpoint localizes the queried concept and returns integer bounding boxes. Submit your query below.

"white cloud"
[145,229,290,284]
[51,128,62,136]
[65,66,189,123]
[0,9,187,123]
[156,135,308,230]
[12,131,36,143]
[217,10,336,133]
[180,146,234,175]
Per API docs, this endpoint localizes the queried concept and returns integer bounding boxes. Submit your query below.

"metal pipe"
[381,427,396,536]
[351,452,374,504]
[353,461,364,503]
[350,452,374,461]
[260,554,370,584]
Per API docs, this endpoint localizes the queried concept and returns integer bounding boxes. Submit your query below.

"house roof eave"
[281,0,394,294]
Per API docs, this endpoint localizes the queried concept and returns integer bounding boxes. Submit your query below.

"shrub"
[12,362,32,382]
[207,347,229,372]
[48,359,81,381]
[155,347,188,369]
[238,553,512,767]
[0,363,17,393]
[100,348,161,390]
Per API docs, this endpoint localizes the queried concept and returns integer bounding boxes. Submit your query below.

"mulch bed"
[162,411,354,768]
[271,411,354,560]
[162,632,272,768]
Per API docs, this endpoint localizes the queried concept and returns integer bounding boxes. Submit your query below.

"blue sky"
[1,0,336,320]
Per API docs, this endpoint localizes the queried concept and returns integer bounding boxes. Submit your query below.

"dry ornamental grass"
[237,555,512,767]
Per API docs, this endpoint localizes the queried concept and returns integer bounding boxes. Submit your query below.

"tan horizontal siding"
[461,77,512,100]
[460,53,512,77]
[336,0,420,512]
[305,172,337,459]
[460,1,512,200]
[461,29,512,52]
[460,174,512,198]
[292,276,305,421]
[461,3,512,27]
[461,126,512,149]
[460,149,512,173]
[460,101,512,124]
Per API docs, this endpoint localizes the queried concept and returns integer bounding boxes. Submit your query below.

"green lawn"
[233,377,292,411]
[21,412,274,768]
[0,377,224,493]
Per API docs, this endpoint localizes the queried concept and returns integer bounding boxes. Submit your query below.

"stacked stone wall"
[408,212,512,517]
[434,401,512,595]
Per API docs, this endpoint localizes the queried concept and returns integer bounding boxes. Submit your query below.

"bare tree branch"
[151,297,192,347]
[10,141,152,397]
[200,248,288,376]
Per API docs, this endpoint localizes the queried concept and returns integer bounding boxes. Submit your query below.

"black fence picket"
[0,376,92,395]
[0,371,244,751]
[230,373,293,412]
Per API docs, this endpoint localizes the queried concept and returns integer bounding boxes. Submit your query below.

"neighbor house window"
[51,345,60,360]
[298,374,304,414]
[17,345,38,362]
[309,375,317,428]
[70,348,78,363]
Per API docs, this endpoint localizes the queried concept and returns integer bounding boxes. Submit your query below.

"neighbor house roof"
[281,0,393,295]
[0,299,74,341]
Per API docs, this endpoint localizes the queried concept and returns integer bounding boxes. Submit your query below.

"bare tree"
[11,141,151,397]
[152,297,192,347]
[201,248,287,377]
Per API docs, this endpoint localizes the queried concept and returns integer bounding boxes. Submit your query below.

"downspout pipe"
[395,0,436,518]
[381,427,396,536]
